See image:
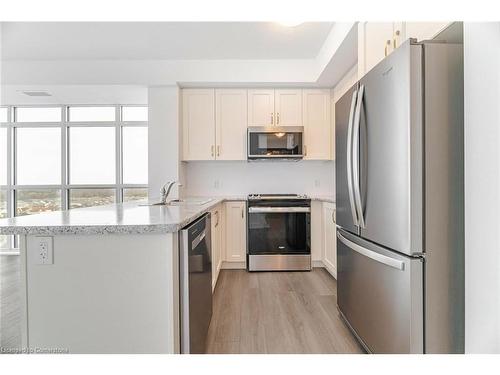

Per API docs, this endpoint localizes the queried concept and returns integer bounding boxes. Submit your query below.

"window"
[0,189,8,249]
[69,127,116,184]
[0,108,8,123]
[15,107,61,122]
[68,106,115,122]
[0,128,7,185]
[69,189,116,209]
[16,189,61,216]
[122,106,148,122]
[16,128,61,185]
[122,127,148,184]
[0,105,148,250]
[123,188,148,202]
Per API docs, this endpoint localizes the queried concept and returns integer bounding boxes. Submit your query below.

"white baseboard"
[314,259,337,279]
[312,260,325,268]
[221,261,246,270]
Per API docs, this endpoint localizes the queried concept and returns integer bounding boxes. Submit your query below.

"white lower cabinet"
[223,201,246,268]
[322,202,337,278]
[210,204,224,291]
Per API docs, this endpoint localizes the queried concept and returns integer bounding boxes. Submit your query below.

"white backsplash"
[183,160,335,197]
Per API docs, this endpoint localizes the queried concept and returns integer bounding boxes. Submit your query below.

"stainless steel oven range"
[247,194,311,271]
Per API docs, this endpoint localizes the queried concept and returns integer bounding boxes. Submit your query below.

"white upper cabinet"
[302,89,331,160]
[403,22,450,42]
[182,89,215,161]
[358,22,396,77]
[247,89,275,126]
[358,22,451,78]
[215,89,247,160]
[274,89,302,127]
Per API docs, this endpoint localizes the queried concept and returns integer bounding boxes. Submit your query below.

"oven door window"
[248,132,302,157]
[248,212,310,255]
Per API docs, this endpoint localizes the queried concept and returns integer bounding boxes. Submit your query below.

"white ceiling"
[1,22,334,60]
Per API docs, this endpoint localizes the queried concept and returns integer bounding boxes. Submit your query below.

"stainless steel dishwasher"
[179,213,212,354]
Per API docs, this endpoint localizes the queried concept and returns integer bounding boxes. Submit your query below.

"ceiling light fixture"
[276,21,304,28]
[22,91,52,97]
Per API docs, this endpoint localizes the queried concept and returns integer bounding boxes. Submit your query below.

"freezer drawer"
[337,229,424,353]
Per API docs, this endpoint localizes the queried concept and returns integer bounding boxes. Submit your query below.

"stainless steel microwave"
[247,126,304,161]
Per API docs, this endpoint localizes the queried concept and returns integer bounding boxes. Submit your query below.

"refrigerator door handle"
[352,84,366,228]
[346,88,359,226]
[337,231,405,271]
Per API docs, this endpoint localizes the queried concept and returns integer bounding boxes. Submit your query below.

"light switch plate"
[35,236,53,265]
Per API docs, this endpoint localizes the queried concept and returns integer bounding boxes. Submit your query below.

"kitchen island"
[0,198,223,354]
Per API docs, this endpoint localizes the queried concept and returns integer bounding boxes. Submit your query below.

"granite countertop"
[0,198,225,236]
[0,194,335,236]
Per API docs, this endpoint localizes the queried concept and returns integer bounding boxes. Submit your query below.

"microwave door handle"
[346,88,359,226]
[352,84,365,228]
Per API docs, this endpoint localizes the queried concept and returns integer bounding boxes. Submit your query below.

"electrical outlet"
[36,236,53,265]
[214,180,220,189]
[314,179,321,188]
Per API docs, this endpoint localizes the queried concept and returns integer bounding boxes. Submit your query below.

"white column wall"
[464,22,500,353]
[148,86,184,200]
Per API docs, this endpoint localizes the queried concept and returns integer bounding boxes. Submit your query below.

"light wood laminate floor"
[206,269,364,354]
[0,255,21,350]
[0,260,364,354]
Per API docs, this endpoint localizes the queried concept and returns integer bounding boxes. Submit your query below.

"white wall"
[148,86,184,199]
[183,160,334,197]
[464,22,500,353]
[1,84,147,105]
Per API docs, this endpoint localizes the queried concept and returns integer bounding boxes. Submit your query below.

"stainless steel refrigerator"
[335,39,464,354]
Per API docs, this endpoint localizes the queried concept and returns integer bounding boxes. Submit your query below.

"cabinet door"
[182,89,215,160]
[211,205,222,291]
[248,89,275,127]
[224,201,246,263]
[359,22,395,77]
[403,22,450,43]
[215,89,247,160]
[274,89,302,127]
[302,89,331,160]
[323,203,337,278]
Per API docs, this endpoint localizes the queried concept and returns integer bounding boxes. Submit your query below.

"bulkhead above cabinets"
[181,88,333,162]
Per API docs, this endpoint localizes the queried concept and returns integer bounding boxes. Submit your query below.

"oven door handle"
[248,207,311,213]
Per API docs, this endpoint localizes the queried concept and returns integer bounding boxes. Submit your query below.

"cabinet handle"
[215,211,219,227]
[241,209,244,219]
[332,210,336,224]
[384,40,391,57]
[393,30,400,49]
[271,112,274,125]
[277,112,280,125]
[217,145,220,157]
[211,145,214,157]
[304,145,307,156]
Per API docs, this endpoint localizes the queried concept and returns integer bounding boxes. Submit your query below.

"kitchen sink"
[139,198,213,207]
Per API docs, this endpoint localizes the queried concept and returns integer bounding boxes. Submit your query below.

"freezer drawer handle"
[337,232,405,271]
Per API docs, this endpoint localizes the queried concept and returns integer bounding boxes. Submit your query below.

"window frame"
[0,104,148,251]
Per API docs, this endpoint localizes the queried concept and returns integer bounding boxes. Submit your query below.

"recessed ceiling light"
[22,91,52,97]
[276,21,304,28]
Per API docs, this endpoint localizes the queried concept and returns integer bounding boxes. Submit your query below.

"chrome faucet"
[160,181,178,204]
